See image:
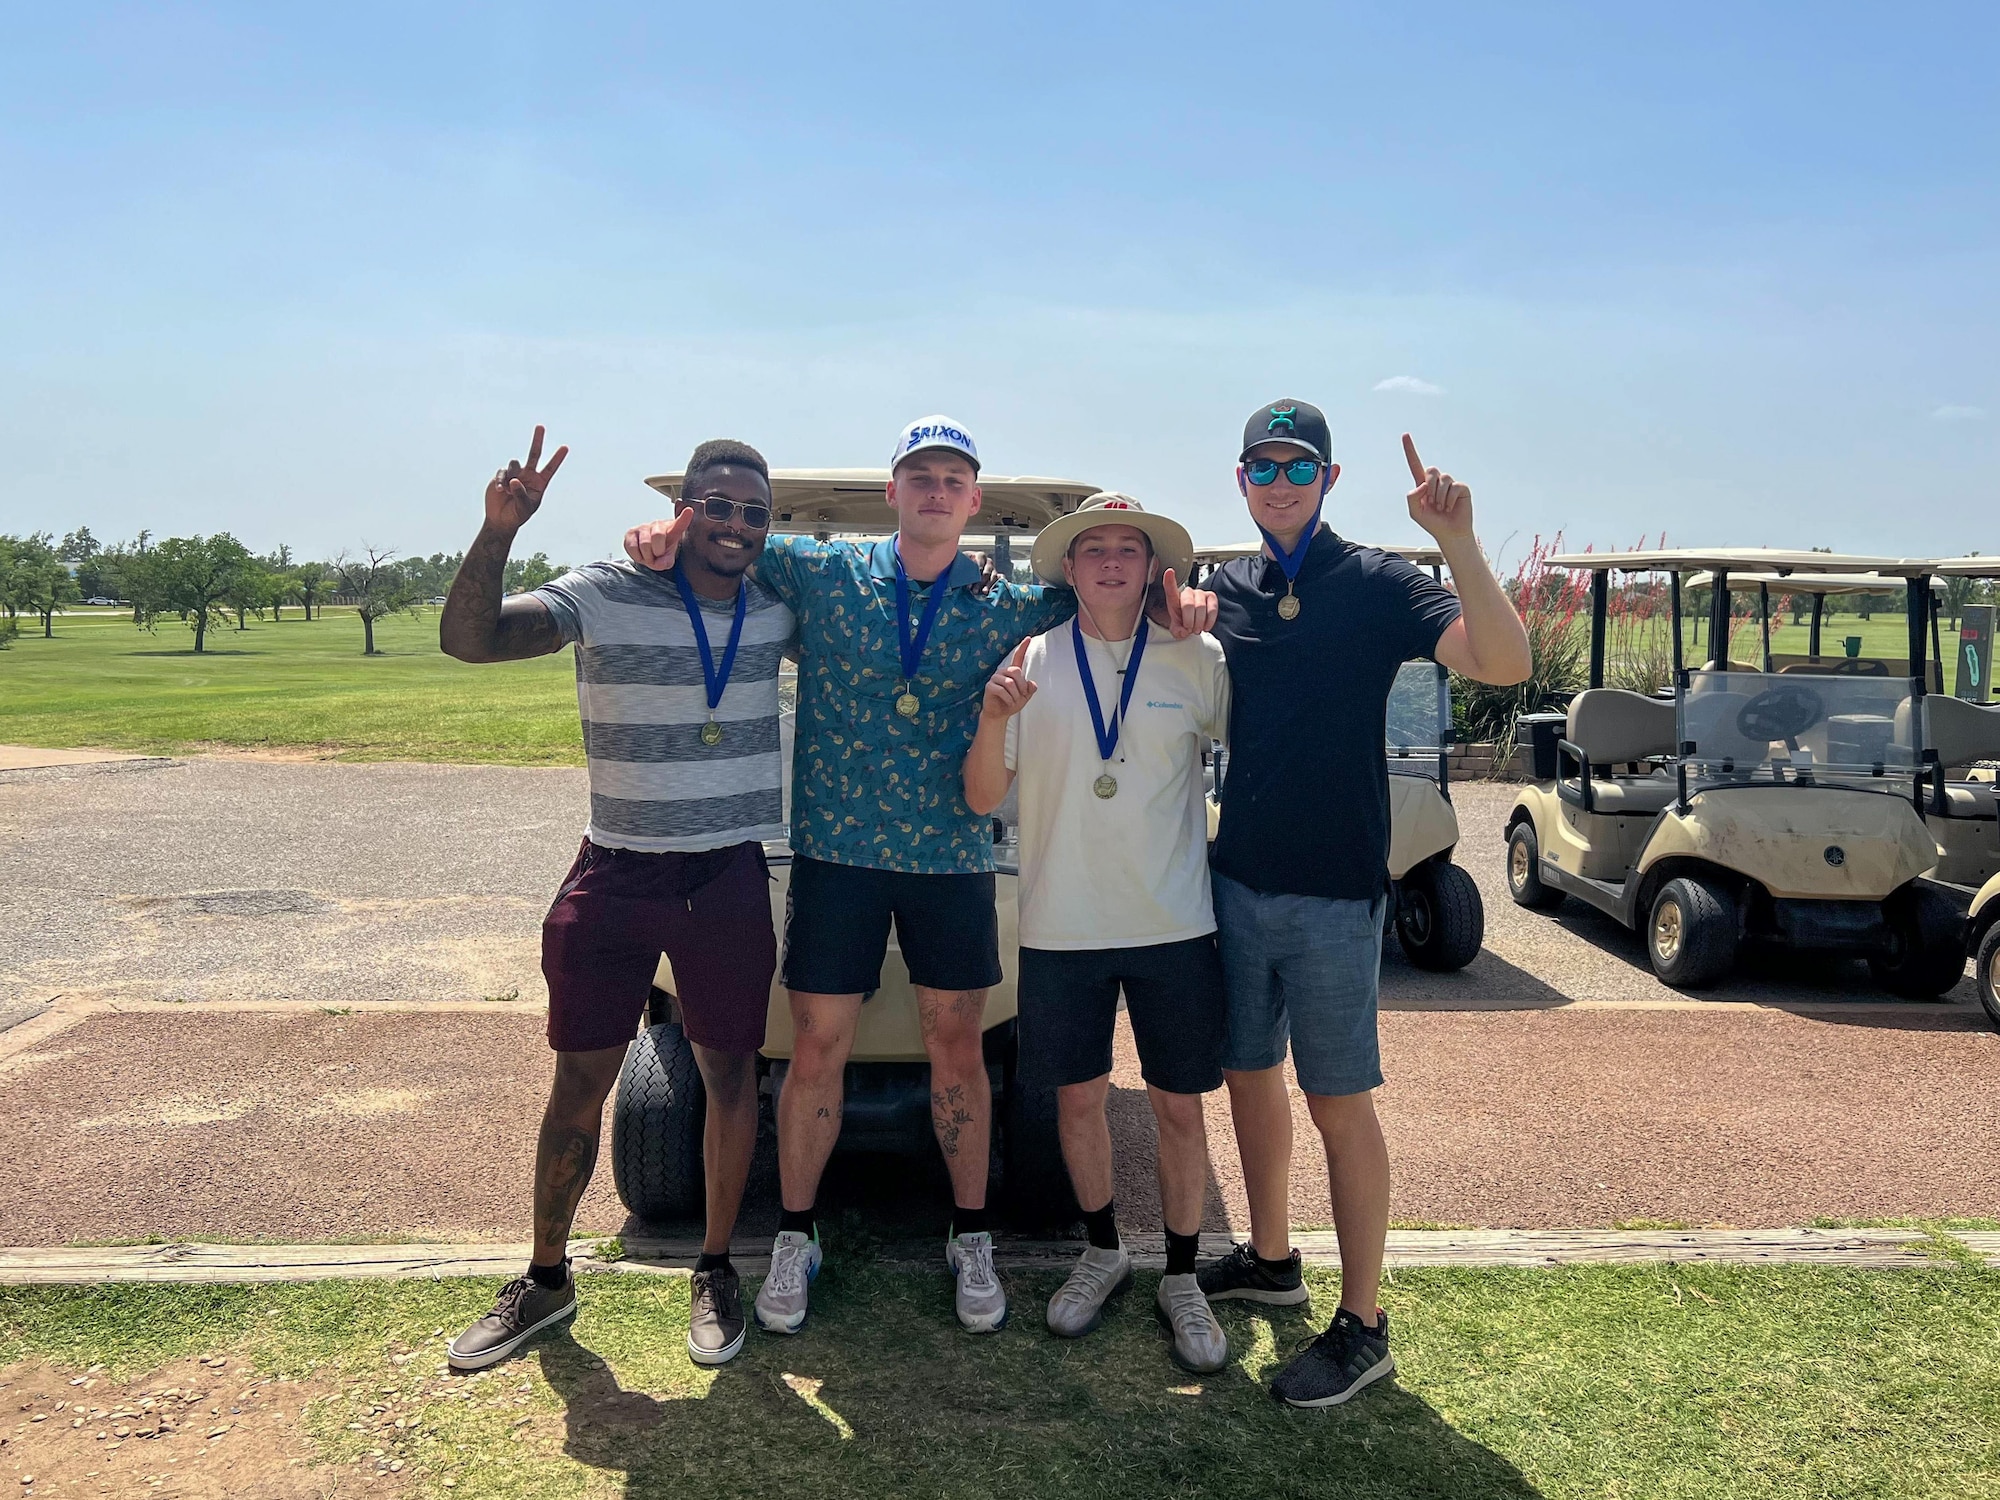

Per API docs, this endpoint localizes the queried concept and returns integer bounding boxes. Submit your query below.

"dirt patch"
[0,1357,395,1500]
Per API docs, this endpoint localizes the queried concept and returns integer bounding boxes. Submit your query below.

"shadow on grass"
[534,1267,1543,1500]
[122,649,267,658]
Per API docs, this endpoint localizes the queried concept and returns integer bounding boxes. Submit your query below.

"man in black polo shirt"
[1198,399,1530,1407]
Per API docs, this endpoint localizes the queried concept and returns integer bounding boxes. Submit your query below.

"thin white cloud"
[1374,375,1446,396]
[1931,404,1987,422]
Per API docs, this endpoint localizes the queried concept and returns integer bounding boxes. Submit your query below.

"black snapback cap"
[1240,399,1332,462]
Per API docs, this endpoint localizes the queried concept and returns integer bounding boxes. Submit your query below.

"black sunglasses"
[1244,457,1324,487]
[692,496,771,530]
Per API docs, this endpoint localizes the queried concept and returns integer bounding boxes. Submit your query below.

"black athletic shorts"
[780,854,1003,996]
[1017,934,1227,1096]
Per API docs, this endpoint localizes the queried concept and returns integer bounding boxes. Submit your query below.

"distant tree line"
[0,528,567,654]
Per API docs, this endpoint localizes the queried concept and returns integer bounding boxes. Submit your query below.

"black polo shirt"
[1210,527,1462,901]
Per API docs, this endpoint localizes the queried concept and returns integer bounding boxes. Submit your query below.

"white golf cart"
[1190,541,1485,972]
[1505,548,1965,994]
[608,469,1102,1227]
[1921,556,2000,1027]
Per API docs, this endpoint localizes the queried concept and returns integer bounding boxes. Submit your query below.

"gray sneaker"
[946,1231,1008,1334]
[687,1265,746,1366]
[447,1271,577,1371]
[1155,1272,1229,1374]
[754,1230,822,1335]
[1046,1244,1134,1338]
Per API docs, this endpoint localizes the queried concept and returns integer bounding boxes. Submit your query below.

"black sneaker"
[1196,1242,1310,1306]
[1271,1308,1395,1408]
[447,1271,578,1371]
[687,1265,747,1366]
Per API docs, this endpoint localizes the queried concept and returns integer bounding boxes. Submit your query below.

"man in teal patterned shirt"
[624,416,1216,1337]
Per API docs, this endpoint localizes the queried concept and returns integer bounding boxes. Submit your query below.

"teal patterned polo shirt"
[754,534,1075,874]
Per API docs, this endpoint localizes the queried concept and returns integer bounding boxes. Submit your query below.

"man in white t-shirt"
[962,493,1233,1374]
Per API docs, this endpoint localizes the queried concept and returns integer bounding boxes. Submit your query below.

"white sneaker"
[1155,1272,1228,1373]
[754,1229,821,1335]
[946,1231,1008,1334]
[1046,1244,1134,1338]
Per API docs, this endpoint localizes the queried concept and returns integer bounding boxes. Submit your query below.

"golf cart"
[1189,541,1484,972]
[609,468,1102,1227]
[1504,548,1965,994]
[1921,557,2000,1027]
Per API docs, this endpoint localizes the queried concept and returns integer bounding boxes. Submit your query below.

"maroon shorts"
[541,838,775,1055]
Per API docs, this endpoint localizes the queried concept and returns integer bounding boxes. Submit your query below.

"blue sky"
[4,3,1995,569]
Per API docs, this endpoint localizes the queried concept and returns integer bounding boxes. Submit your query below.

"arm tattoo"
[532,1121,600,1251]
[440,522,564,662]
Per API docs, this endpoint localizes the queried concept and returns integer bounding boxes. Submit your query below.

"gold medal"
[896,692,921,719]
[699,720,723,746]
[1277,591,1301,620]
[1093,773,1118,800]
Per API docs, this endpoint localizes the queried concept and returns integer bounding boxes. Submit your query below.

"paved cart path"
[2,759,1992,1244]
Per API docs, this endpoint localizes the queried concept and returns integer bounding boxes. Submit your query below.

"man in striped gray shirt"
[439,427,795,1373]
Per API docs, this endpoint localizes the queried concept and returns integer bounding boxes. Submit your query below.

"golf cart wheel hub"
[1403,891,1432,943]
[1509,840,1530,889]
[1653,899,1685,964]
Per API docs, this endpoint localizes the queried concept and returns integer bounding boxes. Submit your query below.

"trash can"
[1519,712,1568,782]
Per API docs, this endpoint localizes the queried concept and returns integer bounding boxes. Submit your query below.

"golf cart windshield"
[1680,668,1918,787]
[1387,659,1450,764]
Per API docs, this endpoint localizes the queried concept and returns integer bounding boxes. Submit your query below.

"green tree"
[261,546,296,621]
[148,533,254,653]
[1,534,80,637]
[504,551,560,593]
[292,560,332,621]
[335,546,423,655]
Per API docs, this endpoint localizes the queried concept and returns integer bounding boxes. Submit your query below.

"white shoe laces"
[1161,1279,1219,1336]
[766,1241,810,1297]
[1055,1253,1122,1308]
[956,1237,999,1294]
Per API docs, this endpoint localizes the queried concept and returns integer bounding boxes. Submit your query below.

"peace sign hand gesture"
[981,638,1038,722]
[485,426,569,534]
[1403,433,1473,542]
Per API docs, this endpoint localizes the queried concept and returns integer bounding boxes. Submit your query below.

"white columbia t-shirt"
[1003,621,1231,951]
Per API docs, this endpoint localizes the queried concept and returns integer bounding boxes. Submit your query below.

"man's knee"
[1056,1076,1109,1121]
[549,1047,623,1117]
[694,1045,758,1108]
[919,998,986,1072]
[1305,1087,1380,1140]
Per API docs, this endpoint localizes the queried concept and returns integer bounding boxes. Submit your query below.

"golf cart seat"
[1563,690,1680,814]
[1926,697,2000,779]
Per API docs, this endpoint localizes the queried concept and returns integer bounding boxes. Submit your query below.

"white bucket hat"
[1029,492,1196,587]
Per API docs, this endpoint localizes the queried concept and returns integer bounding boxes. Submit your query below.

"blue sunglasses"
[1244,456,1324,486]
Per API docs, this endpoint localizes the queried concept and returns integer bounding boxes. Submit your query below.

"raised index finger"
[1011,636,1031,669]
[1402,433,1427,484]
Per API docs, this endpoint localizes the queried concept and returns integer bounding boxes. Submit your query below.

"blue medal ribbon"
[1255,508,1322,594]
[671,565,748,715]
[892,545,952,690]
[1072,614,1150,765]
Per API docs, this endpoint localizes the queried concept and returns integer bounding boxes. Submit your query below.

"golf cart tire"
[1976,922,2000,1034]
[1647,876,1738,989]
[1396,860,1484,971]
[1868,886,1970,1000]
[1003,1078,1079,1231]
[1507,822,1565,911]
[611,1019,706,1224]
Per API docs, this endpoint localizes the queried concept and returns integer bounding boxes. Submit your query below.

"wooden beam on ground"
[1953,1230,2000,1267]
[0,1226,1938,1286]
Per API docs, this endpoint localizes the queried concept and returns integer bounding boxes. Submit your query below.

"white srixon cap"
[891,414,980,473]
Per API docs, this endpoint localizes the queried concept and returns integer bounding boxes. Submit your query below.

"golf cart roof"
[1544,547,1930,576]
[1189,541,1446,566]
[1685,572,1942,595]
[643,468,1098,535]
[1930,555,2000,578]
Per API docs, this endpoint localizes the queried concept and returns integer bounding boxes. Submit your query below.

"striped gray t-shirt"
[532,560,797,854]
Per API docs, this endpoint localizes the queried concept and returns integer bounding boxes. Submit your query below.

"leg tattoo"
[533,1121,600,1253]
[931,1083,973,1159]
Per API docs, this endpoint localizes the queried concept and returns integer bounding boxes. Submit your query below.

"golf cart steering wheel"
[1736,684,1825,743]
[1831,657,1888,676]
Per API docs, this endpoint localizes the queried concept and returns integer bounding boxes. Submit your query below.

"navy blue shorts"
[1017,935,1226,1096]
[780,855,1002,996]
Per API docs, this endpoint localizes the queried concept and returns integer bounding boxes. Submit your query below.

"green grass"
[0,607,583,764]
[5,1263,1999,1499]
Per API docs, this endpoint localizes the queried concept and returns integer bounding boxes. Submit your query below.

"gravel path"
[2,759,1992,1241]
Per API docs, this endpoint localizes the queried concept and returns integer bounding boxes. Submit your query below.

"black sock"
[1256,1248,1296,1272]
[777,1207,816,1238]
[1081,1200,1119,1251]
[527,1258,568,1290]
[694,1251,732,1274]
[1165,1229,1200,1277]
[952,1205,991,1238]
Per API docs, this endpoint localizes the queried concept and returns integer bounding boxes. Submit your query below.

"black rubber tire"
[1647,876,1738,988]
[1868,886,1970,999]
[1396,861,1485,972]
[1002,1068,1079,1232]
[1507,821,1566,910]
[610,1019,706,1224]
[1976,922,2000,1034]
